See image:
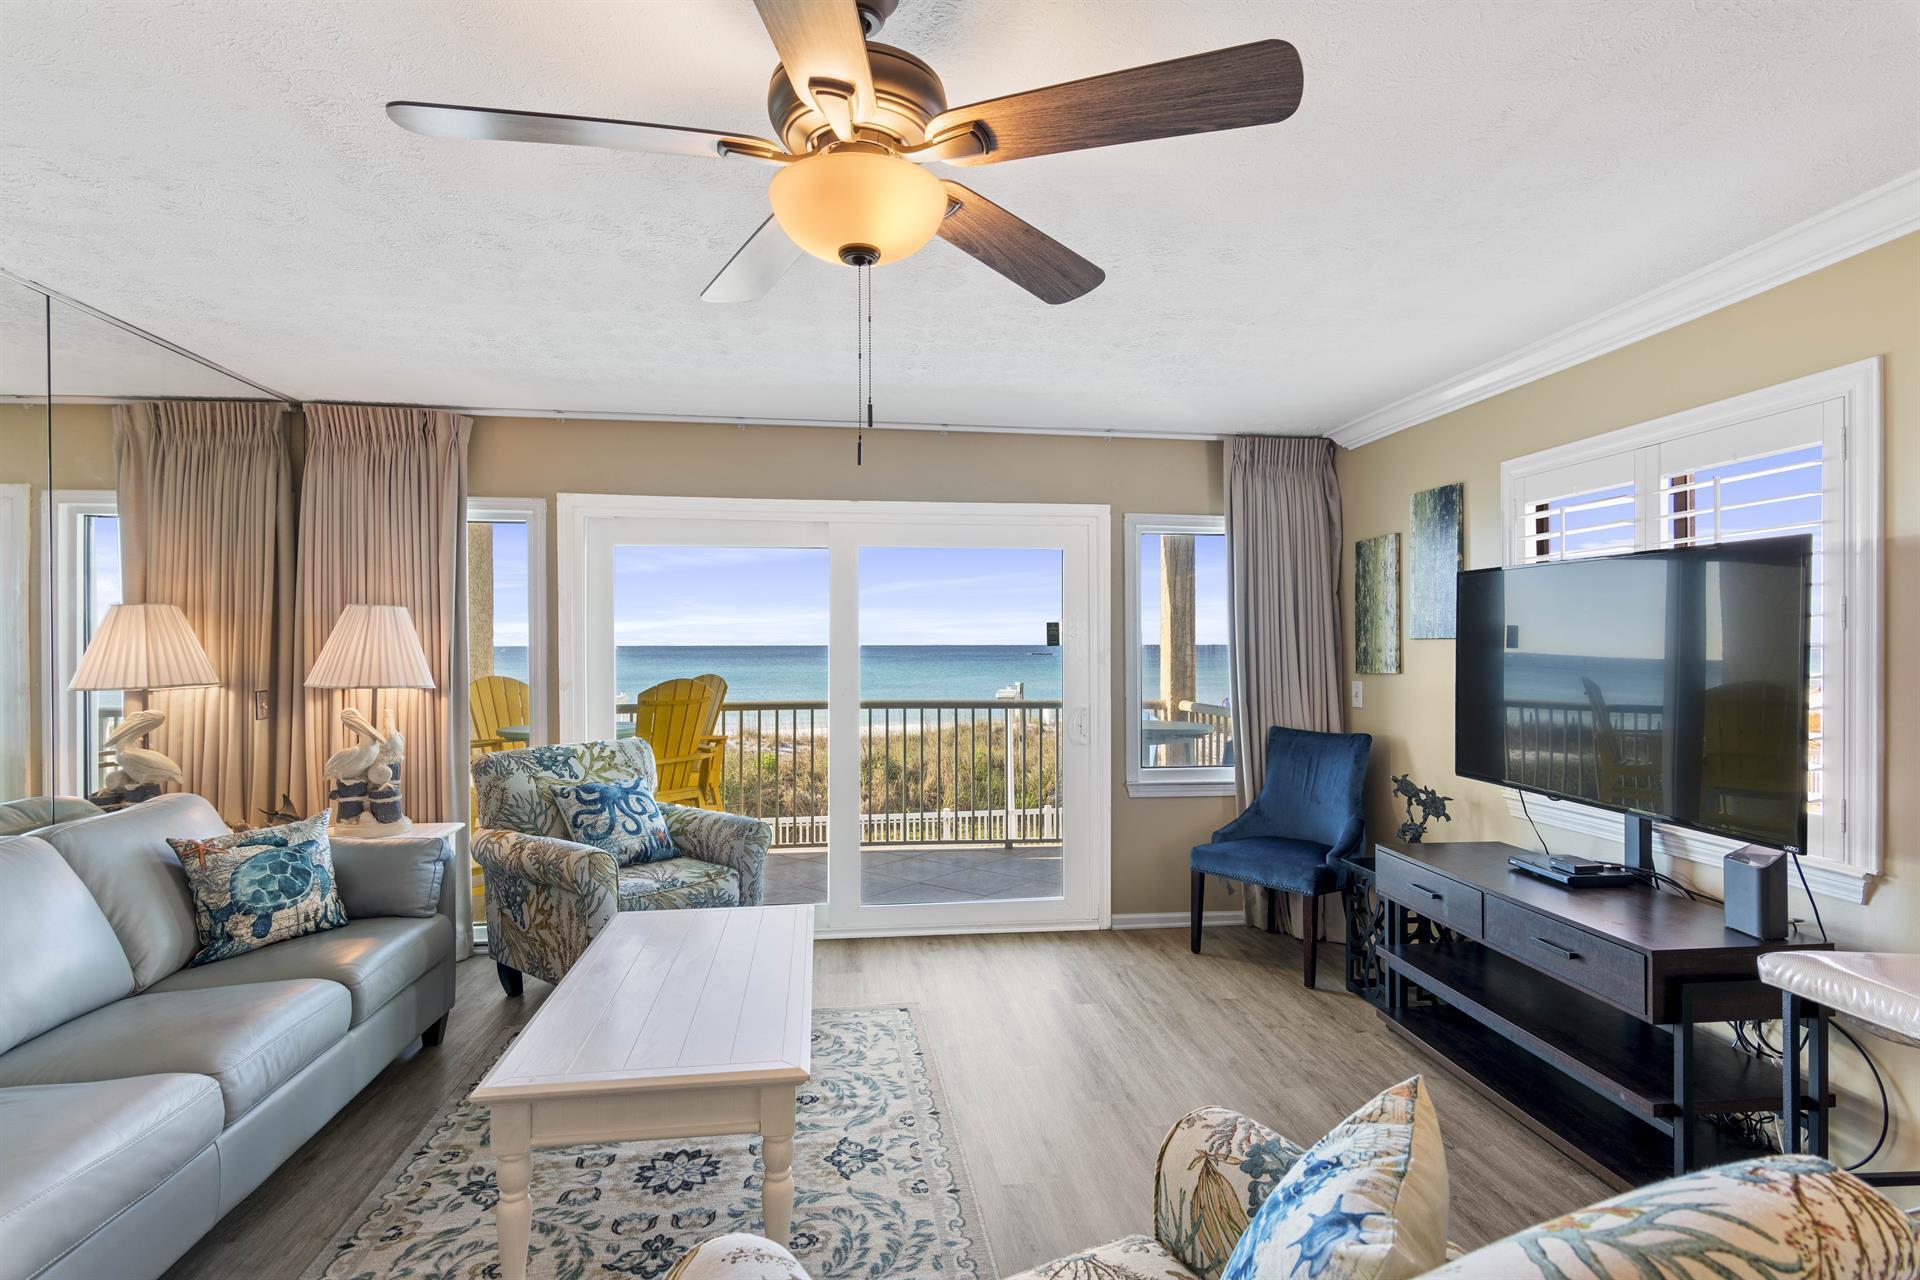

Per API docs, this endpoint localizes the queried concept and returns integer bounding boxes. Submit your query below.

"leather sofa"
[0,794,459,1280]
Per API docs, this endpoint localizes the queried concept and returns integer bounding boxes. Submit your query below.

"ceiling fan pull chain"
[864,263,874,465]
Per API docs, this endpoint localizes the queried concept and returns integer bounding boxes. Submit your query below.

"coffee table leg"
[760,1084,798,1244]
[493,1102,533,1280]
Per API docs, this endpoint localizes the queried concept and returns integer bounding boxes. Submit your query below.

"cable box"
[1507,854,1642,889]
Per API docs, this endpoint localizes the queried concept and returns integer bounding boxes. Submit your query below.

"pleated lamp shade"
[68,603,219,692]
[306,604,436,691]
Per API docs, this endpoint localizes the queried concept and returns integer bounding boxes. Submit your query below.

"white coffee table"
[473,905,814,1280]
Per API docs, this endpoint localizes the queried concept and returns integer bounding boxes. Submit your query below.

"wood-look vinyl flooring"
[164,926,1607,1278]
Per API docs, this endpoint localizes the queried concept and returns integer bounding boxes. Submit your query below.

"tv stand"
[1370,837,1828,1187]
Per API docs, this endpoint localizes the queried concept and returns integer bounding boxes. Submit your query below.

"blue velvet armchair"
[1190,725,1371,987]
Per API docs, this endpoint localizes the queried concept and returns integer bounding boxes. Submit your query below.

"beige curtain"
[291,405,470,826]
[1223,435,1345,931]
[114,401,293,824]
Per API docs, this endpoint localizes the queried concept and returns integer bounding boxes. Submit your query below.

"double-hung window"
[1124,514,1235,796]
[1500,360,1881,899]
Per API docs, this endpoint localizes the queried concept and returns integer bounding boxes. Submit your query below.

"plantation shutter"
[1655,400,1841,859]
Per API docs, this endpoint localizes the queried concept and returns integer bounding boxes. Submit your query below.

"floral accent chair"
[472,739,770,995]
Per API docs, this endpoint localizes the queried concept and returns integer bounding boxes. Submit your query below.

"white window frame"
[1498,358,1882,903]
[45,489,118,796]
[467,497,549,747]
[0,484,30,799]
[1124,513,1235,797]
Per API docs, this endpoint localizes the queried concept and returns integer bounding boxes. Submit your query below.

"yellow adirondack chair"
[692,673,729,809]
[470,675,530,756]
[630,677,728,809]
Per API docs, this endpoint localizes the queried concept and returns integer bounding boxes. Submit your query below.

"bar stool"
[1760,950,1920,1189]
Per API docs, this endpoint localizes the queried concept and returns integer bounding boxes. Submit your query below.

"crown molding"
[1330,168,1920,450]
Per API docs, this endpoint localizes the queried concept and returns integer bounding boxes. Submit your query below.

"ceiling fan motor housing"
[768,43,947,155]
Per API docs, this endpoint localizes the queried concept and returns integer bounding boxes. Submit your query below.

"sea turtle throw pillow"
[169,811,348,965]
[542,775,676,866]
[1220,1075,1448,1280]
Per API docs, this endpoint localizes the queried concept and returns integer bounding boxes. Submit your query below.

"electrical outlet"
[253,690,270,721]
[1351,680,1364,709]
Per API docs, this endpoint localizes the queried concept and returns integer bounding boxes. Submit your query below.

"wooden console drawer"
[1485,898,1647,1014]
[1377,852,1484,938]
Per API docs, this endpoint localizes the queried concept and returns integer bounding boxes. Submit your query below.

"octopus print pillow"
[542,775,676,866]
[1220,1075,1448,1280]
[169,811,348,965]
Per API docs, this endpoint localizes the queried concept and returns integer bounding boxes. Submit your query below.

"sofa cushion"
[330,831,453,919]
[149,915,452,1025]
[0,980,350,1125]
[0,1075,222,1279]
[616,857,740,911]
[1422,1155,1917,1279]
[1220,1075,1448,1280]
[0,837,135,1055]
[1008,1236,1200,1280]
[546,775,676,865]
[44,792,228,989]
[170,812,348,966]
[0,795,102,839]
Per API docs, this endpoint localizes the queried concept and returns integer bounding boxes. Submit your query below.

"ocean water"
[487,644,1230,705]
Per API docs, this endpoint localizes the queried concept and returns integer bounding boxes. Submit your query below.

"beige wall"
[469,419,1244,917]
[1336,232,1920,1192]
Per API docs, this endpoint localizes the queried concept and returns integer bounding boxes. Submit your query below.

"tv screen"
[1455,536,1810,852]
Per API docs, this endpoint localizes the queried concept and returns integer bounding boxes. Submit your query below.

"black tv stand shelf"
[1370,837,1829,1189]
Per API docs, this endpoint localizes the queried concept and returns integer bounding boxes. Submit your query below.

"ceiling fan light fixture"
[768,144,947,267]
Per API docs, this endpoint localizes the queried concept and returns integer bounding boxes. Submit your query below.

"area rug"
[306,1005,993,1280]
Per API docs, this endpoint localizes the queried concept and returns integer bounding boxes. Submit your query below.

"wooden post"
[467,521,494,678]
[1159,534,1196,765]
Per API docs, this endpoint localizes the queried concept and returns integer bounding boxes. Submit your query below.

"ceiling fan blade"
[925,40,1303,166]
[936,183,1103,305]
[752,0,875,140]
[386,101,785,161]
[701,215,805,304]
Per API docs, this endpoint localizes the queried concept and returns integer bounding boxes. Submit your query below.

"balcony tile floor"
[763,843,1063,906]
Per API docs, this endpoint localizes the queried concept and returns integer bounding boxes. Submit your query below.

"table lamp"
[68,602,219,809]
[306,603,435,835]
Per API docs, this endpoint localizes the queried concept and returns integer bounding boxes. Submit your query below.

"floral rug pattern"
[307,1006,990,1280]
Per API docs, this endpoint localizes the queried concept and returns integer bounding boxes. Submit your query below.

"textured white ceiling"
[2,0,1916,433]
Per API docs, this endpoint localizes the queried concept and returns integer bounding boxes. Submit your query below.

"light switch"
[1351,680,1364,709]
[254,691,271,721]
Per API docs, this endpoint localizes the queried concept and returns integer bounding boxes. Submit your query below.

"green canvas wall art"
[1355,532,1401,674]
[1409,482,1464,639]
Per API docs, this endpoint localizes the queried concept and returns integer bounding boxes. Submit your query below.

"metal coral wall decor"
[1391,773,1454,843]
[1355,532,1401,674]
[1408,482,1463,639]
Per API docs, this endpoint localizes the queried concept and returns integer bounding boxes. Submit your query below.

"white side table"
[345,821,473,961]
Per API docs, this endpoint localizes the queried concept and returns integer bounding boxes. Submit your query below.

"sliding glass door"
[563,497,1108,934]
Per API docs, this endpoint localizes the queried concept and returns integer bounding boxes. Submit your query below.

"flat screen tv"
[1455,535,1811,853]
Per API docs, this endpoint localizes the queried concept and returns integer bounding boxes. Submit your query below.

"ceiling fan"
[387,0,1303,305]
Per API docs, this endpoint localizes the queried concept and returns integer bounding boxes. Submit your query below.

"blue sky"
[477,529,1232,649]
[602,545,1069,645]
[1139,533,1231,646]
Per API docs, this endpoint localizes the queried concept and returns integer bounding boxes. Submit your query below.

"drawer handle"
[1407,881,1445,901]
[1532,937,1580,960]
